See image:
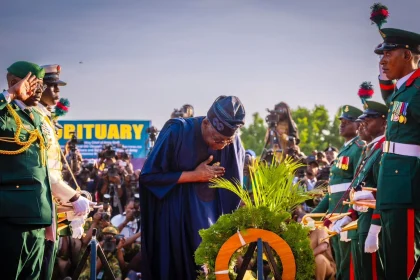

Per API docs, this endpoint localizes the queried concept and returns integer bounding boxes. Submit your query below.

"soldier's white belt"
[328,182,350,194]
[383,141,420,157]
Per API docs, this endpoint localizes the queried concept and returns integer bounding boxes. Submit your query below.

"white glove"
[353,205,369,212]
[331,216,352,233]
[70,217,86,239]
[71,195,96,216]
[353,190,375,201]
[365,225,381,253]
[66,211,87,221]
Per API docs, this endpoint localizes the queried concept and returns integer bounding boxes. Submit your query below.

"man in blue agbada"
[140,96,246,280]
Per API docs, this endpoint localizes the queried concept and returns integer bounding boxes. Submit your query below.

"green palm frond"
[210,157,311,213]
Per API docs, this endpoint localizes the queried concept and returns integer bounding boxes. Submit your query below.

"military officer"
[374,27,420,279]
[312,105,365,280]
[0,61,53,279]
[37,64,94,280]
[334,101,388,280]
[324,145,338,165]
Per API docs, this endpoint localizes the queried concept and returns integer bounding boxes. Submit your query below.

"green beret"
[375,28,420,54]
[357,101,388,121]
[7,61,45,79]
[339,105,363,122]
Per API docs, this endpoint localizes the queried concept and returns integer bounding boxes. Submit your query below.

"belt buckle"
[384,141,390,153]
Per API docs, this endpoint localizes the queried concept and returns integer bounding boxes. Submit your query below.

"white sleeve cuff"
[2,90,12,103]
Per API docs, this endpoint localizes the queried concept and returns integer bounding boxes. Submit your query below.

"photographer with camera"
[81,205,113,247]
[34,64,95,279]
[76,159,97,192]
[94,144,127,213]
[79,226,125,280]
[261,102,301,163]
[145,126,159,156]
[111,197,141,241]
[64,132,84,171]
[100,163,125,215]
[116,148,134,175]
[170,104,195,119]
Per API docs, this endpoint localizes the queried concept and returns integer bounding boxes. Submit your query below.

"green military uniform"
[0,61,53,279]
[79,226,123,280]
[347,101,388,280]
[38,64,74,280]
[313,105,365,280]
[375,28,420,280]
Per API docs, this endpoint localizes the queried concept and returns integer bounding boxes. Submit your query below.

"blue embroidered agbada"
[140,96,245,280]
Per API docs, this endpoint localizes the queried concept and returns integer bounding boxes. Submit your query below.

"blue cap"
[245,150,256,157]
[207,95,245,137]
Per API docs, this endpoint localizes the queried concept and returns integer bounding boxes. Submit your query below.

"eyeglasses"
[210,128,235,145]
[212,134,234,145]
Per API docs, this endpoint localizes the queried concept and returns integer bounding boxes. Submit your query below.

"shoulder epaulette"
[355,139,366,148]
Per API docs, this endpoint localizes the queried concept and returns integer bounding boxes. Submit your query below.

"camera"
[317,165,331,181]
[100,212,110,222]
[265,109,281,128]
[171,108,184,118]
[296,166,306,179]
[120,151,130,161]
[67,132,84,152]
[103,234,124,253]
[146,126,159,142]
[103,163,119,177]
[81,161,94,172]
[98,144,117,159]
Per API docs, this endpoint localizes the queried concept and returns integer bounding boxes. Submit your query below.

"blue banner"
[57,120,151,159]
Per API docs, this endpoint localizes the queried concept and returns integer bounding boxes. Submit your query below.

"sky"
[1,0,419,129]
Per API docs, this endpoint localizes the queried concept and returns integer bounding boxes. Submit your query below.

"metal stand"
[409,257,420,280]
[235,238,281,280]
[260,126,283,164]
[73,228,116,280]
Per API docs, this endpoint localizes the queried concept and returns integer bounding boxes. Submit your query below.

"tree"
[324,108,344,150]
[291,105,341,155]
[240,106,343,156]
[240,112,267,155]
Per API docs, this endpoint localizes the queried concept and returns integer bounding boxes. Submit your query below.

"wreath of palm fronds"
[195,157,315,279]
[211,157,312,212]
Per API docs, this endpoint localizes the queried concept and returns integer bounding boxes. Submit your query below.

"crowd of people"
[1,7,420,280]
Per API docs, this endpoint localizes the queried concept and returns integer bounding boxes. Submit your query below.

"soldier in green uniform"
[312,105,365,280]
[334,100,388,280]
[373,27,420,279]
[38,64,94,280]
[0,61,53,279]
[79,226,124,280]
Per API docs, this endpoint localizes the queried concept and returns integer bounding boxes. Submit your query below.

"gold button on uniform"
[390,102,394,105]
[395,170,398,174]
[16,185,19,189]
[388,109,391,112]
